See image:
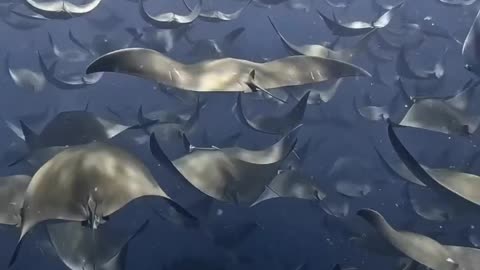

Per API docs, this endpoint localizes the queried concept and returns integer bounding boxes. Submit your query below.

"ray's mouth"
[82,194,106,229]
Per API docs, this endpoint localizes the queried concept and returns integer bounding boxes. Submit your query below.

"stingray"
[184,27,245,60]
[406,78,480,111]
[388,122,480,212]
[335,180,372,198]
[1,4,46,30]
[5,53,46,93]
[23,0,103,20]
[9,142,192,266]
[397,92,480,136]
[68,30,140,58]
[389,26,427,51]
[7,10,47,21]
[316,11,374,37]
[358,208,462,270]
[252,169,325,206]
[46,32,91,62]
[0,175,31,226]
[185,126,298,163]
[183,0,252,22]
[37,51,102,90]
[413,19,462,45]
[5,109,134,166]
[140,0,200,29]
[6,110,131,149]
[353,96,390,121]
[395,46,444,80]
[326,154,382,188]
[137,104,198,130]
[114,97,203,142]
[1,15,44,30]
[125,26,190,53]
[233,91,309,135]
[353,80,414,122]
[86,48,371,92]
[463,8,480,76]
[68,31,106,57]
[6,1,50,20]
[406,182,454,222]
[150,127,298,205]
[268,16,377,61]
[437,0,477,6]
[47,220,148,270]
[317,2,404,36]
[326,154,378,183]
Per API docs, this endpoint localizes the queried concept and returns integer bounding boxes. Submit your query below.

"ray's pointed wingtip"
[267,15,274,23]
[8,239,22,268]
[86,54,117,75]
[386,118,403,130]
[362,68,372,77]
[149,132,159,149]
[85,60,100,75]
[348,64,372,78]
[86,48,154,75]
[332,264,342,270]
[149,132,171,163]
[316,9,326,17]
[356,208,379,222]
[86,49,123,74]
[356,207,371,216]
[302,90,311,100]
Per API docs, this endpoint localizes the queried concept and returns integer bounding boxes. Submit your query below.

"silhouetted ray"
[86,48,371,92]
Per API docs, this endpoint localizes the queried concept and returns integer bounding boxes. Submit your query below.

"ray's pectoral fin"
[9,206,27,266]
[9,233,26,267]
[16,120,41,150]
[163,199,200,228]
[149,133,180,175]
[136,106,158,129]
[8,152,31,167]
